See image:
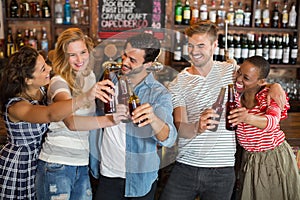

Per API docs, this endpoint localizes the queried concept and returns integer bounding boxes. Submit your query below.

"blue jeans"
[159,162,235,200]
[94,174,157,200]
[35,160,92,200]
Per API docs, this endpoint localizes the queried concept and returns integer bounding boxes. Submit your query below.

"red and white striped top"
[235,87,290,152]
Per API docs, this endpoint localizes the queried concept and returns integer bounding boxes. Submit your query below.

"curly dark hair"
[124,33,161,63]
[0,46,39,112]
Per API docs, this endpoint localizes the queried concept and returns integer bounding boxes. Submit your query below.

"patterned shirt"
[0,93,48,200]
[168,61,236,167]
[235,87,290,152]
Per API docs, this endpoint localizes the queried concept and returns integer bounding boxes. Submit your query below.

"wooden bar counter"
[281,112,300,147]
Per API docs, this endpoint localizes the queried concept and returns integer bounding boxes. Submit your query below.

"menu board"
[98,0,165,39]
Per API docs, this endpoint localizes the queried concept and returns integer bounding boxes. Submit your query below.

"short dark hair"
[245,56,270,79]
[185,20,219,43]
[124,33,161,63]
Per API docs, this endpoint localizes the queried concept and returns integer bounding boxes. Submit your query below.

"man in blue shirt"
[90,33,177,199]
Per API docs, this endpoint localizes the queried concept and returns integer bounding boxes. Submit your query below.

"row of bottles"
[54,0,89,25]
[9,0,51,18]
[174,0,297,28]
[6,27,49,57]
[213,33,298,65]
[254,0,297,28]
[172,32,298,65]
[8,0,89,25]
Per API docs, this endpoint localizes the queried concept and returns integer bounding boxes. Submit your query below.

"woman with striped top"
[228,56,300,200]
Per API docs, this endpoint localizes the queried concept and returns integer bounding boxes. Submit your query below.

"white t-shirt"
[39,73,96,166]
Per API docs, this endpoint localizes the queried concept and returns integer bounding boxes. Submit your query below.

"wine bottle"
[174,0,183,25]
[10,0,19,18]
[41,0,51,18]
[210,87,226,132]
[182,0,191,25]
[226,84,237,131]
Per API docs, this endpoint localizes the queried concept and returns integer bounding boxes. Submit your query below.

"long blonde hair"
[52,28,94,96]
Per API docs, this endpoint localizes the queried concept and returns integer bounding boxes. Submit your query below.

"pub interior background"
[0,0,300,198]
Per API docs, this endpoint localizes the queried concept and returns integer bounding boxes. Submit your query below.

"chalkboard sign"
[98,0,165,39]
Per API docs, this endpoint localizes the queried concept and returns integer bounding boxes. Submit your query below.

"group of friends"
[0,20,299,200]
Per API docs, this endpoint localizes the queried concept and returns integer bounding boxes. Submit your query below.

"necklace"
[22,90,42,102]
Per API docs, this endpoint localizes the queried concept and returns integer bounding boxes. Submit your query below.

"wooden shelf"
[6,17,52,21]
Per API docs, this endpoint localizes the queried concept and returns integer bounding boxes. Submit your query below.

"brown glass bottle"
[225,84,237,131]
[103,67,116,114]
[128,82,145,126]
[209,87,226,132]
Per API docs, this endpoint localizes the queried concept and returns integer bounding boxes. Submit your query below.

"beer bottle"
[118,76,131,123]
[128,81,145,126]
[226,84,237,131]
[103,66,116,114]
[210,87,226,132]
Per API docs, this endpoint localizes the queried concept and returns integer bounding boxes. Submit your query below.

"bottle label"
[291,49,298,58]
[269,49,276,59]
[183,10,191,20]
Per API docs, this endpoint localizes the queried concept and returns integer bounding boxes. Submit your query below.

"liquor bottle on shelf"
[182,0,191,25]
[275,35,283,64]
[244,3,252,27]
[10,0,19,18]
[225,84,237,131]
[40,27,49,54]
[23,28,30,46]
[209,87,226,132]
[55,0,63,24]
[290,35,298,65]
[235,2,244,27]
[182,35,189,61]
[218,34,225,61]
[217,0,226,27]
[268,35,276,64]
[254,0,262,27]
[174,0,183,25]
[30,1,41,18]
[226,1,235,26]
[248,34,256,58]
[271,2,280,28]
[227,34,234,60]
[255,34,263,57]
[28,29,38,50]
[209,0,217,24]
[81,0,89,25]
[262,34,269,61]
[233,34,241,64]
[64,0,72,24]
[190,0,199,24]
[288,3,297,28]
[15,29,24,51]
[281,0,288,28]
[20,0,30,18]
[71,0,81,24]
[173,31,182,61]
[42,0,51,18]
[103,65,116,114]
[6,28,15,57]
[262,0,270,28]
[282,33,290,65]
[241,34,249,63]
[199,0,208,21]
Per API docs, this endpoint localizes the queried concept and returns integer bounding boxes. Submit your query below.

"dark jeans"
[159,162,235,200]
[94,174,157,200]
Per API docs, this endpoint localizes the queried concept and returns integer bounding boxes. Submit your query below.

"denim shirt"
[89,73,177,197]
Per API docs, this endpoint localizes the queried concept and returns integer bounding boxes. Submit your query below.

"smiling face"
[121,43,149,78]
[235,61,265,94]
[188,33,217,68]
[27,54,52,88]
[66,40,90,72]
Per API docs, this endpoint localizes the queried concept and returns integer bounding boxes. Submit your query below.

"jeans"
[94,174,157,200]
[35,160,92,200]
[159,162,235,200]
